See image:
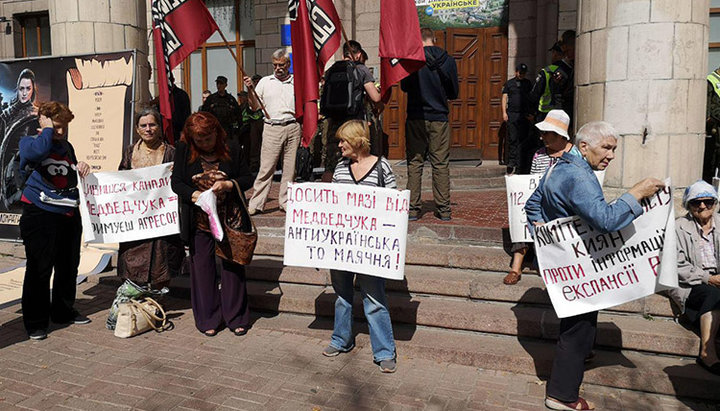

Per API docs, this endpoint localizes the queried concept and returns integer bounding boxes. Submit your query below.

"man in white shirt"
[243,48,300,214]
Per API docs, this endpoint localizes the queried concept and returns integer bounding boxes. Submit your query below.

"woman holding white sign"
[322,120,398,373]
[525,121,664,410]
[671,180,720,376]
[171,112,254,337]
[117,108,183,290]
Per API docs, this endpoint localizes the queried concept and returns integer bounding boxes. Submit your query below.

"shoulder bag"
[215,179,257,265]
[114,297,169,338]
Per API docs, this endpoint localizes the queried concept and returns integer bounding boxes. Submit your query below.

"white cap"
[535,109,570,140]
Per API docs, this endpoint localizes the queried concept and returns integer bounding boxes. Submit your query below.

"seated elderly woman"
[670,180,720,376]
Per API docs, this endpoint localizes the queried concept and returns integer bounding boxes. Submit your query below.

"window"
[184,0,255,109]
[14,12,51,58]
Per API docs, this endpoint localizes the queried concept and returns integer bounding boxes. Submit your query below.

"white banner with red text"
[506,171,605,243]
[533,179,677,318]
[284,183,410,280]
[78,163,180,243]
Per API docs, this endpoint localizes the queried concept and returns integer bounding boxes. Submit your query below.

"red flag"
[151,0,218,143]
[289,0,342,147]
[379,0,426,103]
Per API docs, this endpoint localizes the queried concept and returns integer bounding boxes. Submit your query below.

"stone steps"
[238,279,696,357]
[251,312,720,401]
[393,176,506,190]
[389,163,507,190]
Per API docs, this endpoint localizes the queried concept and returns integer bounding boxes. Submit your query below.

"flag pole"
[215,28,270,119]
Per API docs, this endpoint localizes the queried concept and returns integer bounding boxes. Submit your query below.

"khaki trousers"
[248,122,301,212]
[405,119,451,216]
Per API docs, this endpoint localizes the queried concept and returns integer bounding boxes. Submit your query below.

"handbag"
[215,179,257,265]
[114,297,168,338]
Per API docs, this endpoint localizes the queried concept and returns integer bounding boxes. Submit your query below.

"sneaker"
[433,210,451,221]
[248,208,260,216]
[28,330,47,340]
[322,344,353,357]
[379,358,397,373]
[506,166,515,175]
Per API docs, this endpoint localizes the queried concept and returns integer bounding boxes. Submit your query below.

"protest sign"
[533,179,678,318]
[284,183,410,280]
[0,51,135,240]
[506,171,604,243]
[78,163,179,243]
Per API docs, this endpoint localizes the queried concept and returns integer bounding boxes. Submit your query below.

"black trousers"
[507,113,530,170]
[546,311,598,402]
[20,203,82,333]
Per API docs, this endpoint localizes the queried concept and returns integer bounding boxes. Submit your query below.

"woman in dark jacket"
[117,108,183,290]
[19,101,91,340]
[171,112,253,337]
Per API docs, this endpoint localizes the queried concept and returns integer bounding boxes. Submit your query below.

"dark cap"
[215,75,228,83]
[516,63,528,73]
[549,42,563,53]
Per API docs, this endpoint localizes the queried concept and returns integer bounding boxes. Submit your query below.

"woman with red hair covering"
[171,112,253,337]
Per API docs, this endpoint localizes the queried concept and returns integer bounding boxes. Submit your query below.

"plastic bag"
[106,280,168,330]
[196,189,224,241]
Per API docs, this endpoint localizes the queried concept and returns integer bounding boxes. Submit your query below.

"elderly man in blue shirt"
[525,119,664,411]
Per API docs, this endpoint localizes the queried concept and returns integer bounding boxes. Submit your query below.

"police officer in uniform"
[501,63,533,174]
[201,75,241,141]
[704,66,720,182]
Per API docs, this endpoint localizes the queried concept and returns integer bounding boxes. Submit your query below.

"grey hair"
[135,107,164,138]
[574,121,619,148]
[272,48,290,62]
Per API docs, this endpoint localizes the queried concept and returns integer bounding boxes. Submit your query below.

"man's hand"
[628,178,665,202]
[243,76,254,89]
[709,274,720,287]
[76,162,91,178]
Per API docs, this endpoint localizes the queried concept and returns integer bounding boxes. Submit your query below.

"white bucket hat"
[535,109,570,140]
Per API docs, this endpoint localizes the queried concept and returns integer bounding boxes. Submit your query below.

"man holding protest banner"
[525,121,664,410]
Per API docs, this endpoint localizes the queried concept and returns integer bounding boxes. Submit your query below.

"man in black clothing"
[169,74,191,144]
[201,75,240,140]
[502,63,533,175]
[401,28,459,221]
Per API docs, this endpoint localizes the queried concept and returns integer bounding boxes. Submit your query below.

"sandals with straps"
[545,396,595,410]
[503,270,521,285]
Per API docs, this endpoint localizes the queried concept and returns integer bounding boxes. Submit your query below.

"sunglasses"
[689,198,717,208]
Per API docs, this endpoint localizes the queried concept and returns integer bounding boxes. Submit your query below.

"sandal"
[545,396,595,410]
[203,329,217,337]
[233,327,248,336]
[503,270,521,285]
[696,357,720,376]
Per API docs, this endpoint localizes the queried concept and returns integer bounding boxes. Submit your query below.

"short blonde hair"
[336,120,370,153]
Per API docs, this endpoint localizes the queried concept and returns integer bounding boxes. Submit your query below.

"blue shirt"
[525,151,643,234]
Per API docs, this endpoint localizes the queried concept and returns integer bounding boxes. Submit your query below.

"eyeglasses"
[689,198,717,208]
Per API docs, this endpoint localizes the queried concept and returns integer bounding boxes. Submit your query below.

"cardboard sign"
[506,171,605,243]
[284,183,410,280]
[78,163,179,243]
[533,179,678,318]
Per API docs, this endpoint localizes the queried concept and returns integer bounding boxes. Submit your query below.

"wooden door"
[382,26,508,160]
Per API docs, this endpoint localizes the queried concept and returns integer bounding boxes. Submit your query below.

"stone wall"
[575,0,708,189]
[0,0,49,60]
[508,0,559,78]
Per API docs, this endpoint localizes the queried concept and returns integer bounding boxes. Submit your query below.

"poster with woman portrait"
[0,50,135,240]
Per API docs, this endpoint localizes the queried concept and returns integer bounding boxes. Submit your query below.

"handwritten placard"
[533,179,678,318]
[78,163,179,243]
[283,183,410,280]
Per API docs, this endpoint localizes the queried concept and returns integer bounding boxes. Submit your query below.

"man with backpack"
[320,40,383,182]
[401,28,459,221]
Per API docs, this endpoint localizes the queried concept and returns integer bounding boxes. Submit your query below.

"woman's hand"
[191,190,201,203]
[211,180,233,193]
[76,162,91,178]
[38,114,53,132]
[709,274,720,287]
[628,178,665,202]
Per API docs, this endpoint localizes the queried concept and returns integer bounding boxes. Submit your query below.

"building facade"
[0,0,712,190]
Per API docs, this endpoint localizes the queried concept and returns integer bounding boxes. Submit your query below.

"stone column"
[49,0,150,105]
[575,0,709,191]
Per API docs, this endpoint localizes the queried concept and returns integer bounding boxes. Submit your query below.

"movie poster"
[0,51,135,240]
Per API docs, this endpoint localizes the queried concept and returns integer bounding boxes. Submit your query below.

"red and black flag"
[379,0,426,103]
[151,0,218,143]
[289,0,343,147]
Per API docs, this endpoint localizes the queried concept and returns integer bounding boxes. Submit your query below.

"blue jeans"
[329,270,396,362]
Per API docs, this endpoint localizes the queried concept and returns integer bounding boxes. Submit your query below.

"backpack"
[320,61,364,117]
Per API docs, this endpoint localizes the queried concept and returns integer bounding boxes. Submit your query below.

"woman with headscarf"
[116,108,183,290]
[670,180,720,376]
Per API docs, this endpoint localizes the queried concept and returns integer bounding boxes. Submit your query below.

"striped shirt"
[332,157,397,189]
[530,146,583,175]
[696,221,717,271]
